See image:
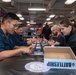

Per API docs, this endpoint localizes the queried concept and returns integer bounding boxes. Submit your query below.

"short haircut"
[17,25,23,29]
[2,12,19,23]
[51,25,61,31]
[60,18,72,27]
[54,25,60,30]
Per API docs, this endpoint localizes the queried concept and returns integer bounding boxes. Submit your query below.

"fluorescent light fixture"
[65,0,76,4]
[49,15,55,18]
[28,8,46,11]
[48,22,53,24]
[2,0,11,2]
[70,10,75,13]
[60,15,64,17]
[30,21,36,24]
[27,24,30,26]
[43,22,47,24]
[71,21,74,24]
[46,18,51,21]
[20,17,24,20]
[30,20,36,24]
[26,21,30,23]
[43,25,45,27]
[16,13,22,17]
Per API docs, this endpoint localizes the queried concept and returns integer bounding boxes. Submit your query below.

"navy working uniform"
[65,30,76,55]
[53,34,66,46]
[0,28,15,52]
[9,32,27,46]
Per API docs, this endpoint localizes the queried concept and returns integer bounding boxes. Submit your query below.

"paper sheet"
[25,62,50,73]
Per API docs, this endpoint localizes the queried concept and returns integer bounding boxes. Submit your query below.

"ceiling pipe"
[46,0,56,12]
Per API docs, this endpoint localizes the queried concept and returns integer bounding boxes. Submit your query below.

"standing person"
[0,12,32,60]
[60,18,76,55]
[10,25,33,46]
[42,23,51,40]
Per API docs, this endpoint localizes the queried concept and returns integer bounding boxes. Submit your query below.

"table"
[0,55,76,75]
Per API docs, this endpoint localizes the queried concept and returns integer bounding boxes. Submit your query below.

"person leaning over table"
[9,25,33,46]
[59,18,76,55]
[44,25,66,46]
[0,12,32,60]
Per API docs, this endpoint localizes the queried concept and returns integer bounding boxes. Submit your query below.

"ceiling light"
[20,17,24,20]
[16,2,22,18]
[30,20,36,24]
[26,21,30,23]
[28,8,46,11]
[43,25,45,27]
[48,22,53,24]
[70,10,75,13]
[60,15,64,17]
[65,0,76,5]
[16,13,22,17]
[27,24,30,26]
[43,22,47,25]
[49,15,55,18]
[71,21,74,24]
[2,0,11,2]
[46,18,51,21]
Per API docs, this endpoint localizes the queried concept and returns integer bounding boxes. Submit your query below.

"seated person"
[10,25,33,46]
[0,12,32,60]
[44,25,66,46]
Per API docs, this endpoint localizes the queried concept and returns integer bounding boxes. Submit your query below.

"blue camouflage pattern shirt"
[0,28,15,52]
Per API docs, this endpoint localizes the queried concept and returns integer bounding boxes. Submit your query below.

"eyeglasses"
[13,24,19,28]
[8,20,19,28]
